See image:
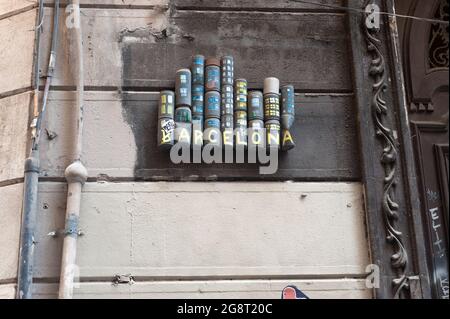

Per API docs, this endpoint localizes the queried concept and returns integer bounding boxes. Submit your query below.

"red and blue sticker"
[281,285,309,299]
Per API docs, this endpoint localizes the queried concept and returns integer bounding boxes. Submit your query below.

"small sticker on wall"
[161,119,175,134]
[281,285,309,299]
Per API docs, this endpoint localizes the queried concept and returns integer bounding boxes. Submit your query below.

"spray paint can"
[264,77,280,121]
[221,114,234,131]
[205,58,221,92]
[281,84,295,127]
[281,84,296,151]
[204,117,221,130]
[221,56,234,86]
[175,69,192,107]
[281,127,295,151]
[234,79,248,148]
[174,106,192,145]
[265,120,280,149]
[175,106,192,123]
[157,91,175,150]
[235,79,248,95]
[157,118,175,150]
[234,110,248,128]
[205,58,221,144]
[175,122,192,145]
[204,118,221,145]
[192,84,204,116]
[158,90,175,118]
[249,119,264,130]
[248,91,263,121]
[221,114,234,147]
[234,109,247,148]
[264,77,280,95]
[235,94,248,112]
[234,79,247,112]
[264,93,280,121]
[221,84,234,115]
[235,126,247,148]
[248,119,264,149]
[192,114,204,148]
[205,91,221,119]
[192,114,204,131]
[192,54,205,86]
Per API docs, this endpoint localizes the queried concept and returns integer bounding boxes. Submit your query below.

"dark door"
[397,0,449,299]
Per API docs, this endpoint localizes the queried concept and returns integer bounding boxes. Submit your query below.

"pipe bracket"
[65,161,88,184]
[24,153,40,173]
[112,274,135,286]
[64,214,80,238]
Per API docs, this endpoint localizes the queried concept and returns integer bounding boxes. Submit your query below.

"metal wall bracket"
[112,274,135,286]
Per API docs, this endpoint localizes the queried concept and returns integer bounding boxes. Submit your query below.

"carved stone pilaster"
[349,0,432,299]
[363,0,409,298]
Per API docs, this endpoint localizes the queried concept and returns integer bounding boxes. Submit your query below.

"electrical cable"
[289,0,449,25]
[32,0,60,151]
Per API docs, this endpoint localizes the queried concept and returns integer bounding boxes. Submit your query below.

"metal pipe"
[17,0,60,299]
[58,0,87,299]
[32,0,44,124]
[16,152,39,299]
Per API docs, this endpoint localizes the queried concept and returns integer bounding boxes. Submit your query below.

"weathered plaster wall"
[0,1,37,299]
[0,0,36,19]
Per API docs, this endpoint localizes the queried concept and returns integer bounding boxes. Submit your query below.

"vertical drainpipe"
[58,0,87,299]
[17,0,59,299]
[17,153,40,297]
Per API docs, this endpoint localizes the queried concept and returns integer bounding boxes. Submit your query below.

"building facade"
[0,0,448,299]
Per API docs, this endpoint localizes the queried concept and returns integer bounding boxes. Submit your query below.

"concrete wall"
[1,0,373,299]
[32,182,371,299]
[0,1,37,299]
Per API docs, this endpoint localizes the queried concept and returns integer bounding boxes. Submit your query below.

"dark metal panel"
[411,122,449,299]
[121,93,360,181]
[397,0,449,299]
[122,10,352,92]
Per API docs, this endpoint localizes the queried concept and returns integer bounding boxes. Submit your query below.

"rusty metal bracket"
[112,274,135,286]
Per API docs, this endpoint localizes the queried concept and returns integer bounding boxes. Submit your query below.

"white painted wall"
[31,182,371,298]
[0,2,35,299]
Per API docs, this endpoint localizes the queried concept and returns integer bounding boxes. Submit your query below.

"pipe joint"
[65,161,88,184]
[24,153,40,173]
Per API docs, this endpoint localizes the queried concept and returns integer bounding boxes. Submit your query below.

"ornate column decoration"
[363,1,410,299]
